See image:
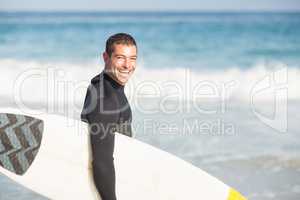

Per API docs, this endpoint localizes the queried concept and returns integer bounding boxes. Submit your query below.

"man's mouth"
[118,70,130,76]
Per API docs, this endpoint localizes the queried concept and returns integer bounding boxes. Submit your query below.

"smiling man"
[81,33,137,200]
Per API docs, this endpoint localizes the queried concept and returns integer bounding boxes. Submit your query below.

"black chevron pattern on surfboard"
[0,113,43,175]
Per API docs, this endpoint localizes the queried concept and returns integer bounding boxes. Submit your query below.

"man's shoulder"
[87,72,107,99]
[87,71,103,90]
[90,72,104,86]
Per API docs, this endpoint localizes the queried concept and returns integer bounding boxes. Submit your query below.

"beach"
[0,11,300,199]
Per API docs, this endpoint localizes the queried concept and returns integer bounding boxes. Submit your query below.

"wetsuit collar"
[103,72,124,90]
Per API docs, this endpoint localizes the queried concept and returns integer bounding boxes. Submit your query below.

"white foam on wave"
[132,63,300,100]
[0,58,299,115]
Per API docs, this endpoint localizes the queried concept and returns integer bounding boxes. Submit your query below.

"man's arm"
[81,84,96,123]
[81,84,117,200]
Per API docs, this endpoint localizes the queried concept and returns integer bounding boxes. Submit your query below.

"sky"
[0,0,300,11]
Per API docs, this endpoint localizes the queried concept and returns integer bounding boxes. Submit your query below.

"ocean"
[0,11,300,199]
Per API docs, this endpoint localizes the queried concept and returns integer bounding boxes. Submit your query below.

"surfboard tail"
[0,113,43,175]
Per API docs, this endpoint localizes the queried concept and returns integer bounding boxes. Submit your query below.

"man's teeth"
[119,70,130,74]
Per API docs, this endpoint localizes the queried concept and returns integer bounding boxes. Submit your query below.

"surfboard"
[0,108,246,200]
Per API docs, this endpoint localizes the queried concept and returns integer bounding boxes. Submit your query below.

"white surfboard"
[0,108,246,200]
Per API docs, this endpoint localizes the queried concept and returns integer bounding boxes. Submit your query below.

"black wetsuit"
[81,72,132,200]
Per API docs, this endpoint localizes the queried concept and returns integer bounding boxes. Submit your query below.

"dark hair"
[105,33,137,57]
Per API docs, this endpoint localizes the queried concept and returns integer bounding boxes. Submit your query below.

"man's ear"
[103,52,109,63]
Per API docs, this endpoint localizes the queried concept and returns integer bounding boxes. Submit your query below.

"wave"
[0,58,299,113]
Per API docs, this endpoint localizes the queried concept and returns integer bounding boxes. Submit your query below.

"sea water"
[0,11,300,200]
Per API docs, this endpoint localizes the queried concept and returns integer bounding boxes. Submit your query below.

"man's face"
[103,44,137,85]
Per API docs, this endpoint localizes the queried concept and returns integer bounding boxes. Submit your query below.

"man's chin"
[116,78,127,85]
[117,76,130,84]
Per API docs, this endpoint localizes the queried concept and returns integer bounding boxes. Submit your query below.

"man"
[81,33,137,200]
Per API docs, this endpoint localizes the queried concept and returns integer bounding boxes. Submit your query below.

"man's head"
[103,33,137,85]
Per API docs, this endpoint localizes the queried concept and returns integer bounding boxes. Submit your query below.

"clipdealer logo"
[250,67,288,133]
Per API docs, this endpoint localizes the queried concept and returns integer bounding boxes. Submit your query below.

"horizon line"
[0,9,300,13]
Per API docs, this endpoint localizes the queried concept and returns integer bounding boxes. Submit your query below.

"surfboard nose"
[227,188,247,200]
[0,113,43,175]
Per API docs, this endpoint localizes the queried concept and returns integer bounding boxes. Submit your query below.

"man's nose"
[123,58,131,69]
